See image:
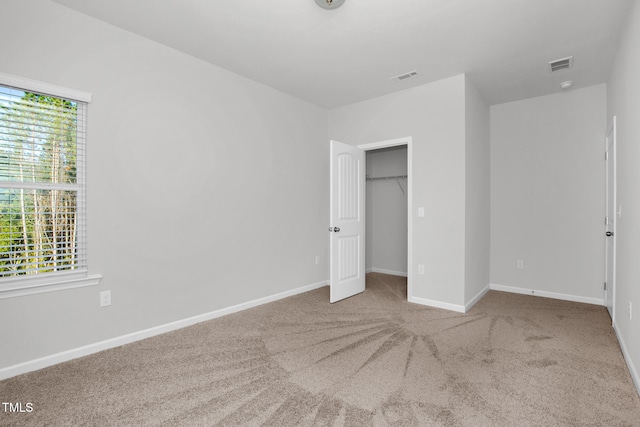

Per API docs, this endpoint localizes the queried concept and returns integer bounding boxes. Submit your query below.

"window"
[0,73,100,298]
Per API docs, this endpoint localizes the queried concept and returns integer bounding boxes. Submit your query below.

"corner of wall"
[463,76,491,307]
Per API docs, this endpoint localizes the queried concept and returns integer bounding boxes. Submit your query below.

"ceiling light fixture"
[560,80,573,90]
[314,0,345,10]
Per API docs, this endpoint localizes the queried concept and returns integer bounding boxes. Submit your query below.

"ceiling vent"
[390,71,418,82]
[549,56,573,73]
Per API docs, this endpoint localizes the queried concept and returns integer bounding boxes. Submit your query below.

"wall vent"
[549,56,573,72]
[390,70,418,81]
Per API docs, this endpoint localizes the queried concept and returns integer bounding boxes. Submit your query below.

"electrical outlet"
[100,290,111,307]
[517,260,524,270]
[417,264,425,275]
[315,255,320,265]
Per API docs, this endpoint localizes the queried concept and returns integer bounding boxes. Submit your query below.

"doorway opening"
[365,145,409,298]
[329,137,412,303]
[359,137,413,301]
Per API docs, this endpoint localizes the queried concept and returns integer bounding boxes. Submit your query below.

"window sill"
[0,273,103,300]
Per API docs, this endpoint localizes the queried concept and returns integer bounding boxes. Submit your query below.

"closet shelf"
[366,175,407,195]
[365,175,407,181]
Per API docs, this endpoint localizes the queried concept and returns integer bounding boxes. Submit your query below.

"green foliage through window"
[0,85,85,278]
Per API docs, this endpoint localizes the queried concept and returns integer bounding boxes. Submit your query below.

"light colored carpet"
[1,273,639,426]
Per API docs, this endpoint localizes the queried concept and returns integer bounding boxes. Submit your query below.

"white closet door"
[329,140,365,303]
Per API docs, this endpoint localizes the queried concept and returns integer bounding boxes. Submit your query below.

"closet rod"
[366,175,408,181]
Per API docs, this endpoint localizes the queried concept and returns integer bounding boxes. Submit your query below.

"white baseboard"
[0,280,328,381]
[407,284,490,314]
[614,322,640,397]
[465,284,490,312]
[369,268,408,277]
[490,283,604,306]
[409,295,466,313]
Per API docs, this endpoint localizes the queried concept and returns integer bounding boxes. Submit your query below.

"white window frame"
[0,72,101,299]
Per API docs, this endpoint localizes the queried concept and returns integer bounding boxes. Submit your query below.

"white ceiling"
[51,0,632,108]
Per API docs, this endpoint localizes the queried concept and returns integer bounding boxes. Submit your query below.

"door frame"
[358,137,413,301]
[605,116,617,323]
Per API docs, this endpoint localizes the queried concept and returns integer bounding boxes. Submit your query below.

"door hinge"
[604,282,607,290]
[605,216,610,225]
[605,151,609,161]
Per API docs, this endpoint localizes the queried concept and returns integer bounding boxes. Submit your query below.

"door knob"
[606,231,614,237]
[334,227,340,232]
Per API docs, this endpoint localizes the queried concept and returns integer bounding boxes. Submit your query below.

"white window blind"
[0,83,88,283]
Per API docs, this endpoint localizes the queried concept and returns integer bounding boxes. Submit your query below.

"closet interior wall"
[365,146,408,276]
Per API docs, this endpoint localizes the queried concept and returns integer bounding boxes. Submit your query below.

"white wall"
[0,0,329,370]
[329,75,467,308]
[464,77,491,305]
[607,0,640,392]
[366,147,408,275]
[491,84,606,302]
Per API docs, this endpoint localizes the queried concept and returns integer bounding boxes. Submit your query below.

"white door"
[604,117,616,320]
[330,140,365,303]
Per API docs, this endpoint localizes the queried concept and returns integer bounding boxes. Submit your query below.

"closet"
[365,146,408,277]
